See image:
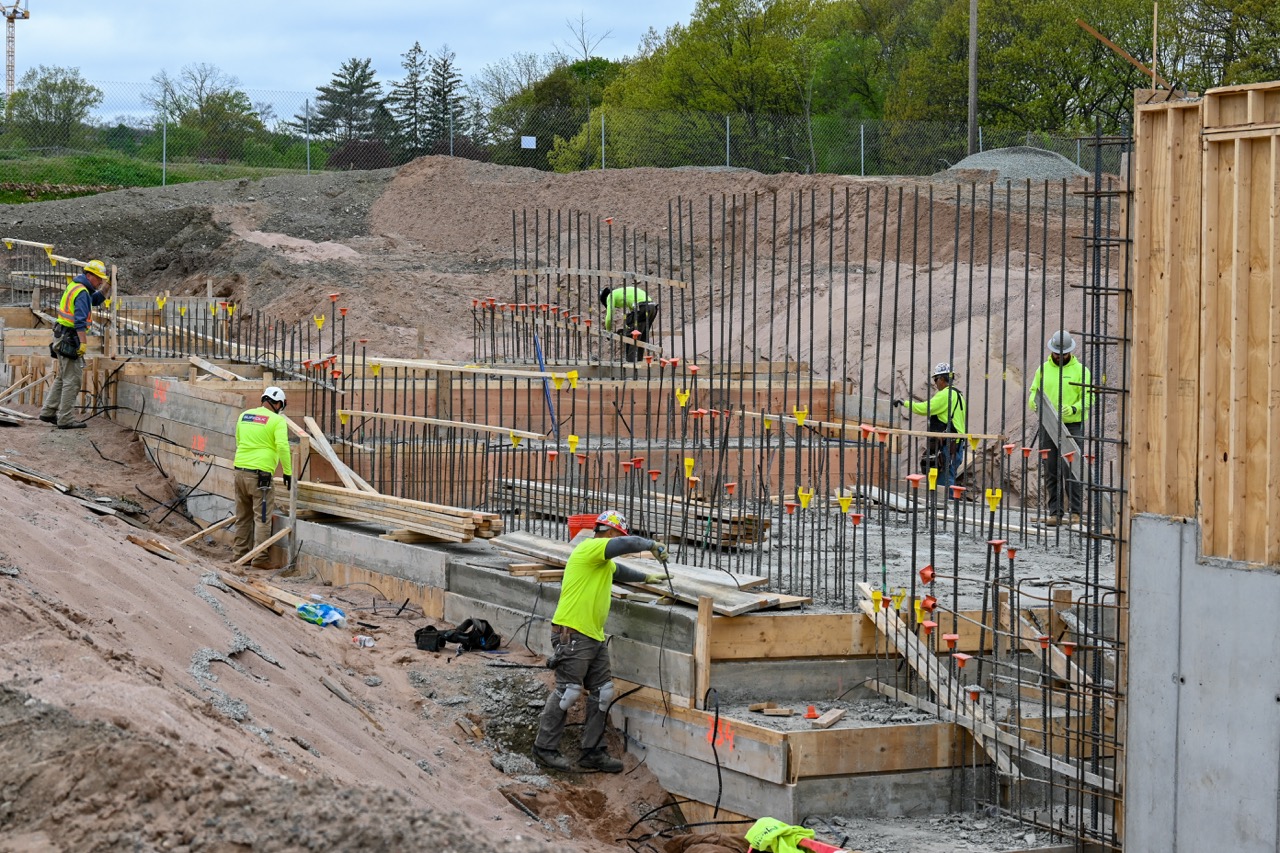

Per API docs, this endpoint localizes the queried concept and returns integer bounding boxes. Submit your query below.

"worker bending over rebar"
[533,510,669,772]
[896,362,967,490]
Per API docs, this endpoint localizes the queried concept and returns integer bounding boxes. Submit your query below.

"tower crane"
[3,0,30,100]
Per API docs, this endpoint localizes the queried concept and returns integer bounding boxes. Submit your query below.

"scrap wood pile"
[284,480,502,544]
[497,479,769,548]
[0,457,150,527]
[493,530,808,617]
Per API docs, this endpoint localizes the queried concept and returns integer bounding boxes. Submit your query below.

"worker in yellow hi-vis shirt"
[533,510,669,773]
[231,386,293,568]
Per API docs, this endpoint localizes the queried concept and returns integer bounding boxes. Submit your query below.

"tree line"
[1,0,1277,175]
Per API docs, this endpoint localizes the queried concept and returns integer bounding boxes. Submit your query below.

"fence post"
[161,94,168,187]
[305,99,311,175]
[601,111,606,170]
[449,106,454,157]
[1076,137,1081,165]
[859,123,865,177]
[725,114,730,167]
[979,126,984,152]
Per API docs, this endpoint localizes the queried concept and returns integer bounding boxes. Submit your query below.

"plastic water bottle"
[351,635,375,648]
[296,602,347,628]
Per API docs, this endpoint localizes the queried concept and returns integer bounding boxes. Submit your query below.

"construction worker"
[533,510,670,773]
[895,362,967,490]
[232,386,293,567]
[1029,330,1092,526]
[39,260,110,429]
[600,284,658,363]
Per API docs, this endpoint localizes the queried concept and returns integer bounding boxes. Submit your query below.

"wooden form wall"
[1133,81,1280,565]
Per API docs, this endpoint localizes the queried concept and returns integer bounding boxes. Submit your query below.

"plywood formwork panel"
[1131,100,1204,519]
[1197,81,1280,565]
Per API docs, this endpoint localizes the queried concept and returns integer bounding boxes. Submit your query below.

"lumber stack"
[283,480,502,543]
[496,479,768,548]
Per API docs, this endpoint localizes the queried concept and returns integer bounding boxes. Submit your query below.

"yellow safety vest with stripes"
[56,280,90,329]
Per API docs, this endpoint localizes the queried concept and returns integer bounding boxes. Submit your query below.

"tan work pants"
[40,354,85,426]
[233,468,276,564]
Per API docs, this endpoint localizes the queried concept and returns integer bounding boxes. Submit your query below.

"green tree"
[388,41,431,157]
[304,58,384,142]
[4,65,103,147]
[425,45,467,151]
[1164,0,1280,88]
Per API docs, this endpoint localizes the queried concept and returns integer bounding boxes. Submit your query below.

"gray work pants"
[233,468,275,564]
[40,354,85,426]
[1039,421,1084,516]
[534,628,612,754]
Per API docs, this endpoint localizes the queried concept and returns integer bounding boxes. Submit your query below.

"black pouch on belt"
[256,471,272,489]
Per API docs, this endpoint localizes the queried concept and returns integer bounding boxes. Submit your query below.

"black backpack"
[441,618,502,652]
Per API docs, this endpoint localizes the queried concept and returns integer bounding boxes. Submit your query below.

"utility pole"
[967,0,978,156]
[3,1,31,100]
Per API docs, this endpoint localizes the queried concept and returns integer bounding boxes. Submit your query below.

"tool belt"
[552,624,580,643]
[236,467,272,489]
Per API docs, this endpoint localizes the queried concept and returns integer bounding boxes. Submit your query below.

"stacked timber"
[286,481,502,543]
[496,479,768,548]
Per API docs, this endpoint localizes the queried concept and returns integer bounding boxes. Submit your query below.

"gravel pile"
[938,146,1089,182]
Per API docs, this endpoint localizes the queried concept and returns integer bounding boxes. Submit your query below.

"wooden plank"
[1228,136,1251,559]
[1171,104,1203,518]
[303,415,360,491]
[177,515,235,546]
[217,572,286,615]
[189,355,251,381]
[761,708,794,717]
[855,582,1019,779]
[1244,134,1272,564]
[692,596,712,710]
[809,709,845,729]
[340,408,546,440]
[787,719,977,776]
[232,527,292,566]
[708,609,994,660]
[1268,132,1280,566]
[998,600,1092,687]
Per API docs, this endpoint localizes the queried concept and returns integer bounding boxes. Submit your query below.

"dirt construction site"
[0,81,1278,853]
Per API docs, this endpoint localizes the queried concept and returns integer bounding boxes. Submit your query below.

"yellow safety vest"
[56,281,89,329]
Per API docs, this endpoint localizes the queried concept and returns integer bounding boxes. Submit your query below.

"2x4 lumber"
[708,610,994,660]
[692,596,713,710]
[217,572,285,614]
[296,481,498,525]
[855,582,1019,779]
[998,601,1093,687]
[188,355,250,381]
[863,679,1113,791]
[177,514,235,546]
[363,358,561,380]
[231,527,292,566]
[339,409,545,441]
[737,409,1000,442]
[302,416,375,493]
[809,709,845,729]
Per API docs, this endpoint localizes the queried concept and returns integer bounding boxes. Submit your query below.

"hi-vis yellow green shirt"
[551,537,618,641]
[233,406,293,476]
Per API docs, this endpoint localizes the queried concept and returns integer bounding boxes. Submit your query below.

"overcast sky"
[16,1,692,120]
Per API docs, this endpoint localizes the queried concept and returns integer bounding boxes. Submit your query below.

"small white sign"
[520,136,537,150]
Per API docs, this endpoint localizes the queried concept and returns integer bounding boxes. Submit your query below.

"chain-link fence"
[0,77,1115,199]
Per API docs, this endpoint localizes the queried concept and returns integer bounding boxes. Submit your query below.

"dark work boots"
[577,748,623,773]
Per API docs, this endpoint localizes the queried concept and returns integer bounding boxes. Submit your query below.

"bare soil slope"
[0,418,668,852]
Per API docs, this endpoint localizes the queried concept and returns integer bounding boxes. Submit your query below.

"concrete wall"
[1126,514,1280,852]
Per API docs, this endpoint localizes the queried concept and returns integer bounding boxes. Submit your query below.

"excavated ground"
[0,156,1105,852]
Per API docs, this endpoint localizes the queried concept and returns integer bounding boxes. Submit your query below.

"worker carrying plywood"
[39,259,110,430]
[532,509,669,772]
[600,284,658,363]
[231,386,293,568]
[1029,330,1092,526]
[895,362,967,489]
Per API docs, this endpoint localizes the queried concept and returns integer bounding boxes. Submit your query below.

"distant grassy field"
[0,152,313,204]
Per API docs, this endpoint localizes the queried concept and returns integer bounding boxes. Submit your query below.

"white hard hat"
[1048,330,1076,354]
[931,362,953,378]
[262,386,287,405]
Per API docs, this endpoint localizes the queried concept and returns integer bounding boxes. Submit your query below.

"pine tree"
[303,58,383,142]
[388,42,431,157]
[425,45,467,152]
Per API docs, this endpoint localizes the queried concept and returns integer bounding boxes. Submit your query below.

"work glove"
[76,343,87,357]
[283,474,292,488]
[644,572,671,584]
[1066,404,1078,417]
[894,399,905,408]
[649,541,669,563]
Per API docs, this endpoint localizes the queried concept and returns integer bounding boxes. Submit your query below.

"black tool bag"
[50,327,80,360]
[441,617,502,652]
[414,624,444,652]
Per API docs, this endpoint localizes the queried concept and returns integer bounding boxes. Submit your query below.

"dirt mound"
[936,146,1090,182]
